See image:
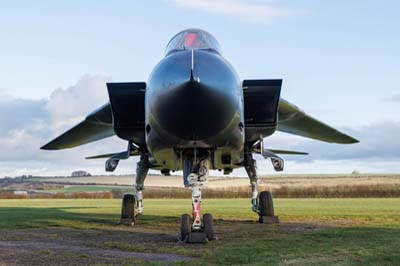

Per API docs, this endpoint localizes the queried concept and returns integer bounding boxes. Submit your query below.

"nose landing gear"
[180,212,214,243]
[179,157,215,243]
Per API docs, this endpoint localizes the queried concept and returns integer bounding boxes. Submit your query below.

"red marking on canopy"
[185,32,198,47]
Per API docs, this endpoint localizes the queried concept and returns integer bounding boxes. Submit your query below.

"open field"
[0,198,399,265]
[2,174,399,198]
[30,174,400,188]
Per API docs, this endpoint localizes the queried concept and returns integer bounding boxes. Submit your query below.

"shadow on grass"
[0,207,180,230]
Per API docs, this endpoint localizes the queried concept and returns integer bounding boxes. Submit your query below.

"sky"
[0,0,399,177]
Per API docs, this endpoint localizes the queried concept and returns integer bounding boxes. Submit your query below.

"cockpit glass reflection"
[165,29,222,55]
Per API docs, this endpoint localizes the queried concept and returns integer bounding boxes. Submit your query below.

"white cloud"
[0,75,129,177]
[167,0,293,23]
[46,74,111,130]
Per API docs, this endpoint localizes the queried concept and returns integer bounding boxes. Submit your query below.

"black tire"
[121,194,136,223]
[180,214,191,241]
[259,191,274,217]
[203,213,214,241]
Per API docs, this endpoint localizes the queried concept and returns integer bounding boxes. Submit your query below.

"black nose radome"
[147,50,240,140]
[154,79,236,140]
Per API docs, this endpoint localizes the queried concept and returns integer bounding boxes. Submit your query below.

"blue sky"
[0,0,399,176]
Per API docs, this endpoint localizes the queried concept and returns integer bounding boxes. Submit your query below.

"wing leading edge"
[278,99,358,144]
[41,103,114,150]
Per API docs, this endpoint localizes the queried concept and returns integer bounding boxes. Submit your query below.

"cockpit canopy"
[165,29,222,56]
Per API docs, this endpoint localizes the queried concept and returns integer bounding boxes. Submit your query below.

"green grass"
[209,226,400,266]
[2,198,399,229]
[1,198,400,265]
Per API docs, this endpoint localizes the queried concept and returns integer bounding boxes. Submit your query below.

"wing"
[268,149,308,155]
[252,141,308,155]
[85,149,140,159]
[41,103,115,150]
[278,99,358,144]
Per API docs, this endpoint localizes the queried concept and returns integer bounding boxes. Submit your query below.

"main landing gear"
[179,157,215,243]
[244,152,280,224]
[120,154,149,225]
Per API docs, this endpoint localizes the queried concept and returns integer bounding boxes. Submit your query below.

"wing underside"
[277,99,358,144]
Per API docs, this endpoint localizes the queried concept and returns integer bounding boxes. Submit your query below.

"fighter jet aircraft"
[42,29,358,242]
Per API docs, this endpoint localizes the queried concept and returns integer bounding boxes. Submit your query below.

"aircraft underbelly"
[147,109,244,171]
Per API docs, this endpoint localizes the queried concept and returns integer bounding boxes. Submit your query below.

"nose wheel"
[203,213,214,240]
[180,214,191,241]
[180,213,215,243]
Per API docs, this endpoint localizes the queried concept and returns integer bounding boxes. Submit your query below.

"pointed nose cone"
[157,79,234,140]
[147,50,240,141]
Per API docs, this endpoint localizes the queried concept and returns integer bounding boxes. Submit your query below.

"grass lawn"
[0,198,399,265]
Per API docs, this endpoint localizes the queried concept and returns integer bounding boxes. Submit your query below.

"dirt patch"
[0,228,193,266]
[0,240,191,264]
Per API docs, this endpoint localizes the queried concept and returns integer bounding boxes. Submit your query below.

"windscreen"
[165,29,222,56]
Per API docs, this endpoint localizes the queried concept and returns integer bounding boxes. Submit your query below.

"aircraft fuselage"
[145,49,244,172]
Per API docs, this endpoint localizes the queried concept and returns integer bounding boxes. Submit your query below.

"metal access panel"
[107,82,146,142]
[243,79,282,128]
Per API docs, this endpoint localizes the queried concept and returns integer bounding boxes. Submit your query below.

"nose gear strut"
[188,173,204,230]
[180,154,215,242]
